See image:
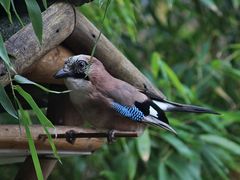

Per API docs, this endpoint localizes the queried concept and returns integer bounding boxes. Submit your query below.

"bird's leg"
[65,130,77,144]
[107,130,117,144]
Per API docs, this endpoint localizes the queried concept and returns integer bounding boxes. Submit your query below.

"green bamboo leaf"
[166,156,193,180]
[158,56,192,102]
[25,0,43,43]
[229,43,240,49]
[0,84,18,119]
[200,134,240,155]
[166,0,174,9]
[17,100,44,180]
[0,34,13,69]
[43,126,61,162]
[98,0,105,7]
[15,85,60,161]
[232,0,240,9]
[136,129,151,162]
[42,0,47,9]
[127,154,137,180]
[151,52,160,78]
[158,161,168,180]
[14,85,54,127]
[161,134,194,158]
[14,75,71,94]
[100,170,117,180]
[200,0,222,16]
[220,111,240,126]
[90,0,111,58]
[25,123,43,180]
[202,146,228,180]
[0,0,12,23]
[195,121,216,133]
[0,0,10,14]
[11,0,24,27]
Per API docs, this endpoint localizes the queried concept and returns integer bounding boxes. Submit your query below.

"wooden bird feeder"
[0,1,163,179]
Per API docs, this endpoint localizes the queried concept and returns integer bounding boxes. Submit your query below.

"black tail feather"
[141,89,219,115]
[164,100,220,115]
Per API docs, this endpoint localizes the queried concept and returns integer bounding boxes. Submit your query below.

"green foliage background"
[51,0,240,179]
[1,0,240,179]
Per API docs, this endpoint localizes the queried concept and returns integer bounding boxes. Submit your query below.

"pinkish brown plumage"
[88,58,148,106]
[54,54,218,134]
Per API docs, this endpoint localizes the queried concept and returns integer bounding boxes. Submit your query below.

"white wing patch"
[153,100,175,111]
[149,106,158,117]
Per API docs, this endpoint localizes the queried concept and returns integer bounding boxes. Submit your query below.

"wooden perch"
[0,125,105,156]
[0,2,75,87]
[64,10,165,98]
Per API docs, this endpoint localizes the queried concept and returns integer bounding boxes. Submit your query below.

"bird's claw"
[107,130,116,144]
[65,130,77,144]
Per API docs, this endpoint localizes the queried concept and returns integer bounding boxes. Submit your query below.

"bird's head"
[54,54,93,80]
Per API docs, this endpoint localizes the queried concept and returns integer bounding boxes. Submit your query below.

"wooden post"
[0,2,75,86]
[15,156,57,180]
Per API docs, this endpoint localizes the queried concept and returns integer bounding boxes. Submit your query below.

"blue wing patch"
[111,102,144,122]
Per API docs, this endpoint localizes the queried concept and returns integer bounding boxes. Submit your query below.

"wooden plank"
[0,2,75,86]
[64,10,165,98]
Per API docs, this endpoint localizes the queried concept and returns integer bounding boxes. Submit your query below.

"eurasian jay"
[54,55,218,135]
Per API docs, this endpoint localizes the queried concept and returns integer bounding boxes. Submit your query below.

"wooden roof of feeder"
[0,1,164,179]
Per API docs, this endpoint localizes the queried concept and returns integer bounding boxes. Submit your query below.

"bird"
[54,54,218,137]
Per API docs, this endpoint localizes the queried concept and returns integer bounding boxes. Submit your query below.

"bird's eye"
[70,59,88,74]
[77,60,87,69]
[79,62,84,67]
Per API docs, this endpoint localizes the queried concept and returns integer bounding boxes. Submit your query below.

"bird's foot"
[65,130,77,144]
[107,130,117,144]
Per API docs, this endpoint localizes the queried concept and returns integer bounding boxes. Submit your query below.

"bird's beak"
[54,68,73,79]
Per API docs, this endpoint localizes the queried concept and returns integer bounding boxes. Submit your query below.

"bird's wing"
[94,77,148,106]
[94,79,178,133]
[94,77,171,121]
